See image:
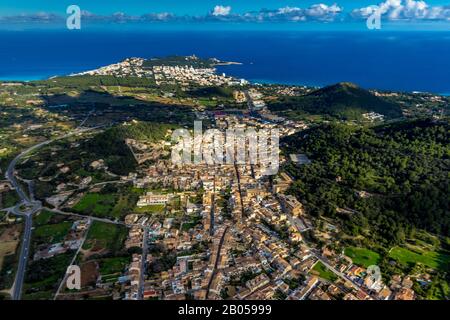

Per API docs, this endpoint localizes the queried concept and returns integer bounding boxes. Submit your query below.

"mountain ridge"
[269,82,403,120]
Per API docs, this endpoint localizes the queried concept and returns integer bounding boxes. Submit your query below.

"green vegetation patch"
[34,210,54,226]
[389,247,450,272]
[0,190,19,209]
[181,215,202,231]
[284,119,450,246]
[269,82,402,120]
[98,256,129,276]
[83,221,127,255]
[134,204,165,214]
[418,278,450,300]
[23,251,74,299]
[33,221,72,244]
[73,193,116,217]
[82,121,177,175]
[344,247,380,268]
[0,239,21,290]
[311,261,338,282]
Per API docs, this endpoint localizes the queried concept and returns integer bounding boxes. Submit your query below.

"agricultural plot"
[311,261,338,282]
[389,246,450,272]
[72,193,116,217]
[23,252,74,300]
[82,221,127,256]
[33,221,72,245]
[344,247,380,268]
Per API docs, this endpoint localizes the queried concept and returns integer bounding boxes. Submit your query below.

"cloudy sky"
[0,0,449,30]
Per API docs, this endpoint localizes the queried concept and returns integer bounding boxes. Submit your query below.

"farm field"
[0,224,22,269]
[311,261,338,282]
[0,190,19,209]
[389,246,450,272]
[0,224,23,291]
[33,221,72,244]
[72,193,116,218]
[23,251,74,300]
[344,247,380,268]
[73,188,140,220]
[34,210,53,226]
[98,256,130,275]
[134,204,165,214]
[0,242,18,270]
[82,221,127,256]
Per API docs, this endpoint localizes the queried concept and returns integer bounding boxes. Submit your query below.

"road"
[137,227,149,300]
[10,214,33,300]
[5,127,95,300]
[6,128,95,202]
[285,203,375,298]
[7,156,42,301]
[46,207,150,230]
[205,226,229,299]
[46,207,127,227]
[233,164,245,221]
[312,253,376,299]
[78,109,95,129]
[53,219,92,300]
[244,90,255,113]
[5,141,49,202]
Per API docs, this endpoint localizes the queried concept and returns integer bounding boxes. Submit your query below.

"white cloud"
[2,1,449,26]
[352,0,450,21]
[142,12,174,21]
[306,4,342,17]
[278,7,301,15]
[271,4,342,22]
[212,5,232,17]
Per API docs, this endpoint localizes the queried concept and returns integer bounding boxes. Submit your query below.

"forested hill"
[269,82,403,120]
[282,118,450,245]
[83,121,177,175]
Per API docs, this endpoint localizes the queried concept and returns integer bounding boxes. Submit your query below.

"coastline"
[1,70,449,97]
[0,30,449,95]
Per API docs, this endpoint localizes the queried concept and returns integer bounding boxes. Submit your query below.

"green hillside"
[269,82,403,120]
[283,118,450,245]
[83,121,176,175]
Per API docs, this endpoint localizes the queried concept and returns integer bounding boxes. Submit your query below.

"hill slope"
[83,121,176,175]
[269,82,403,120]
[282,118,450,244]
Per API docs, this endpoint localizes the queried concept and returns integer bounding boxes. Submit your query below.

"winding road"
[5,127,94,300]
[7,142,47,300]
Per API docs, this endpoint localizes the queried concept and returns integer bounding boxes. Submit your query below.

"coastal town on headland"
[0,55,449,301]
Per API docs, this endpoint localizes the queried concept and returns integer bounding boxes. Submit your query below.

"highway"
[11,214,33,300]
[5,127,95,300]
[5,140,50,202]
[6,139,46,300]
[6,128,95,202]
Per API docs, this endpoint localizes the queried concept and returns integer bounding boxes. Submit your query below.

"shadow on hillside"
[39,89,195,127]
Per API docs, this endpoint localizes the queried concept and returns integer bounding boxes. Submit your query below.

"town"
[2,107,418,301]
[0,56,448,301]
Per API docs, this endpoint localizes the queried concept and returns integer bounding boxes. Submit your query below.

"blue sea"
[0,30,449,94]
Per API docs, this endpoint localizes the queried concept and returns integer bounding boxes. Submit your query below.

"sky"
[0,0,448,15]
[0,0,449,30]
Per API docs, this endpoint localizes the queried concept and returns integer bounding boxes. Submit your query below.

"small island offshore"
[0,54,449,302]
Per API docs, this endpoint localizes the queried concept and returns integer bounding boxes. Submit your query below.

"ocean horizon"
[1,30,449,94]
